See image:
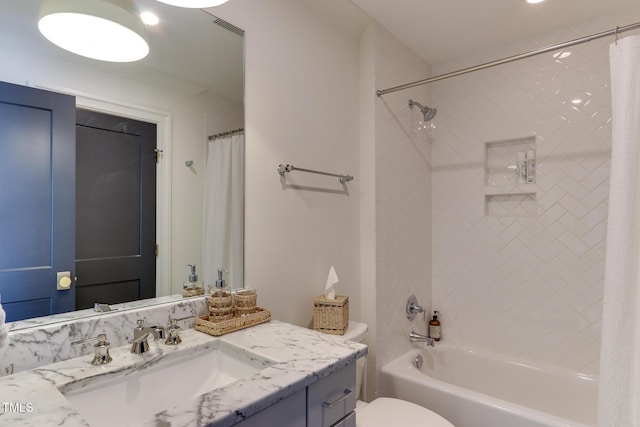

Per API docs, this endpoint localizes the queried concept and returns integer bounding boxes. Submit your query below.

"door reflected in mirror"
[0,0,244,325]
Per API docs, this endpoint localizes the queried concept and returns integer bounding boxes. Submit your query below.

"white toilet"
[340,321,454,427]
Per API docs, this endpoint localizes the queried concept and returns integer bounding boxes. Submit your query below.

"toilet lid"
[356,398,454,427]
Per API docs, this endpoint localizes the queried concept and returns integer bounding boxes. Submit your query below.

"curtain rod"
[208,127,244,141]
[376,21,640,97]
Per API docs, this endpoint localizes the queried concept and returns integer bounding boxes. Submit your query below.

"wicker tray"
[195,307,271,336]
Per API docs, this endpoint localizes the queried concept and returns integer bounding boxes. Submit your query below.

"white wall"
[430,7,640,374]
[358,23,377,401]
[215,0,362,327]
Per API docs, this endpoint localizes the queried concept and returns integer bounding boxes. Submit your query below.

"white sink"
[61,341,274,427]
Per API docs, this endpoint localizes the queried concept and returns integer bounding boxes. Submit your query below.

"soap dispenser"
[182,264,203,297]
[214,269,230,297]
[429,311,441,341]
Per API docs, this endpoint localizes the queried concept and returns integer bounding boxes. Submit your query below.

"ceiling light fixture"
[38,0,150,62]
[526,0,545,4]
[140,11,159,26]
[155,0,230,8]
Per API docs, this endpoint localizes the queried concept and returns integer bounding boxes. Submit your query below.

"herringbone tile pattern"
[430,10,640,374]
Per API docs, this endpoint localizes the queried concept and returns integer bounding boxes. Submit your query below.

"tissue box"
[313,295,349,335]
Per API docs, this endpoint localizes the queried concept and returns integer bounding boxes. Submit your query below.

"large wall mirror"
[0,0,245,326]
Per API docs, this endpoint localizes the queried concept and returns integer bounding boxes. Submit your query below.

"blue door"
[0,81,76,321]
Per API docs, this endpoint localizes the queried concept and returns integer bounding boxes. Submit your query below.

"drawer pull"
[323,388,352,408]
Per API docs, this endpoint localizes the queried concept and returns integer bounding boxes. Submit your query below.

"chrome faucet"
[409,330,435,347]
[165,318,182,346]
[164,316,194,346]
[71,333,113,365]
[131,319,165,354]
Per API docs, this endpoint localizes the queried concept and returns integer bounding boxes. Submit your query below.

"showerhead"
[422,106,437,122]
[408,99,437,122]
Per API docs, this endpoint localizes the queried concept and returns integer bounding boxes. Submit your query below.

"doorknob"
[57,271,72,291]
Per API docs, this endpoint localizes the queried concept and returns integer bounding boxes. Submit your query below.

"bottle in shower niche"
[516,151,527,184]
[526,150,536,184]
[429,311,441,341]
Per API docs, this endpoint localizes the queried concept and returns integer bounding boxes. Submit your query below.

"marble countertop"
[0,320,367,427]
[6,294,203,333]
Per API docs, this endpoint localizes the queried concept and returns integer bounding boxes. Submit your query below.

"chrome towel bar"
[277,164,354,184]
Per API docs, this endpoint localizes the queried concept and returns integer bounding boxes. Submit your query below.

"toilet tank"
[340,321,368,400]
[342,321,368,343]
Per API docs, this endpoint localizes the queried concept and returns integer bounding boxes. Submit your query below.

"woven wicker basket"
[209,292,232,308]
[234,290,257,308]
[182,287,204,298]
[313,295,349,335]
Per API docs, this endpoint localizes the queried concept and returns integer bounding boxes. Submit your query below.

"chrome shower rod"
[208,127,244,141]
[376,20,640,96]
[277,164,354,184]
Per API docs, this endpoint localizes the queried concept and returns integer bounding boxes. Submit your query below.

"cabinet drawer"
[307,363,356,427]
[333,412,356,427]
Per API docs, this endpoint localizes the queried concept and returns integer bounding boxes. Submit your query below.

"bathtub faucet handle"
[406,295,426,321]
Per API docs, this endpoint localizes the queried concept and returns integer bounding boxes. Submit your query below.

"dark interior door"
[0,81,76,321]
[75,109,156,309]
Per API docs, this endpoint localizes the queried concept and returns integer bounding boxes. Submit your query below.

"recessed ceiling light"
[140,11,159,26]
[155,0,230,7]
[527,0,545,4]
[38,0,149,62]
[571,98,582,104]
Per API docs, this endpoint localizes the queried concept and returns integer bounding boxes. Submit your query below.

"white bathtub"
[380,345,597,427]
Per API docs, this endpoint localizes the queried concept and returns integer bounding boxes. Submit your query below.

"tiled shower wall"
[372,23,432,390]
[431,8,640,375]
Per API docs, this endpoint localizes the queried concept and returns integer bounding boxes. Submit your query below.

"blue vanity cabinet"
[233,361,356,427]
[307,363,356,427]
[233,389,306,427]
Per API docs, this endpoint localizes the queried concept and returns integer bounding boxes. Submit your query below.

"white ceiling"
[305,0,640,65]
[10,0,638,99]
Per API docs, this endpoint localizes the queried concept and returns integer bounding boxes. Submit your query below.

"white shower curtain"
[203,133,244,290]
[598,35,640,427]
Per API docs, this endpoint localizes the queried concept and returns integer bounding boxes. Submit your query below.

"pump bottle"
[429,311,441,341]
[182,264,203,296]
[215,269,230,297]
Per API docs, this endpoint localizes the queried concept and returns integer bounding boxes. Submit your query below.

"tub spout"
[409,330,435,347]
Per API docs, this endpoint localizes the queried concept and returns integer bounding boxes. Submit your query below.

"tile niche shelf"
[484,136,537,217]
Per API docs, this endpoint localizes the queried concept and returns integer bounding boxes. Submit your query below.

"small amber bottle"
[429,311,441,341]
